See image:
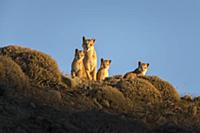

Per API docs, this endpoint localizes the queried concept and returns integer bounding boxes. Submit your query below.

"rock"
[181,95,193,102]
[104,75,123,85]
[93,98,103,109]
[102,99,110,108]
[62,75,81,88]
[85,83,128,111]
[193,96,200,102]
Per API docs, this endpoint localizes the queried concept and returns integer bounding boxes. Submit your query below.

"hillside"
[0,45,200,133]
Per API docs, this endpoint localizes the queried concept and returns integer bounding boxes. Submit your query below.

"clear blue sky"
[0,0,200,96]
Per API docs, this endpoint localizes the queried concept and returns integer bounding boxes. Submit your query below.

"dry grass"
[140,76,180,102]
[1,45,199,131]
[63,81,128,112]
[86,82,128,112]
[114,78,162,115]
[0,45,62,88]
[71,77,163,115]
[0,55,29,97]
[105,76,163,106]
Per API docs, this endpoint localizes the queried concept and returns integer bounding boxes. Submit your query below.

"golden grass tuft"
[0,45,62,88]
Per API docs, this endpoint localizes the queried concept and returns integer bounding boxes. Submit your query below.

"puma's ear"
[101,58,104,62]
[138,61,141,66]
[75,49,78,53]
[83,36,86,41]
[109,60,112,64]
[93,39,96,43]
[147,63,150,67]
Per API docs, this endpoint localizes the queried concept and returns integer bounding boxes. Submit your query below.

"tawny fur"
[124,61,149,80]
[82,36,97,80]
[97,58,111,81]
[71,49,87,79]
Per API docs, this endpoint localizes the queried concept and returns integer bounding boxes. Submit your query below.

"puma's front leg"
[86,70,92,80]
[92,68,97,81]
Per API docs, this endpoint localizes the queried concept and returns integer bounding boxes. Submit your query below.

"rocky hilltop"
[0,45,200,133]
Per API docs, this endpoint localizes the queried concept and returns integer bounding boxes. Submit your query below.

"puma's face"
[82,36,96,52]
[101,58,111,69]
[75,49,85,60]
[138,61,149,71]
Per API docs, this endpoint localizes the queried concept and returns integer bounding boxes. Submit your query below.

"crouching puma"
[124,61,149,80]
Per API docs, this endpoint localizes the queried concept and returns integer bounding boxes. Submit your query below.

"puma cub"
[82,36,97,80]
[97,58,111,81]
[71,49,87,79]
[124,61,149,80]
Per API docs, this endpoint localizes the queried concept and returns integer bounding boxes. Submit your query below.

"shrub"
[87,82,128,112]
[115,78,162,107]
[140,76,180,102]
[0,55,29,97]
[0,45,62,88]
[66,80,128,112]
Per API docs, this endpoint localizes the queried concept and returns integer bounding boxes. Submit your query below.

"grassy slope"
[0,45,199,133]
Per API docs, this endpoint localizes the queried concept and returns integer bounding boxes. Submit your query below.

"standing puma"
[71,49,87,79]
[124,61,150,80]
[82,36,97,80]
[97,58,111,81]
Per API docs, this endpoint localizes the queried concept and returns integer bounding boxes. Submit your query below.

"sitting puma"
[71,49,87,79]
[97,58,111,81]
[82,36,97,80]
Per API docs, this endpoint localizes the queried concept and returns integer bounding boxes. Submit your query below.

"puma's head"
[82,36,96,52]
